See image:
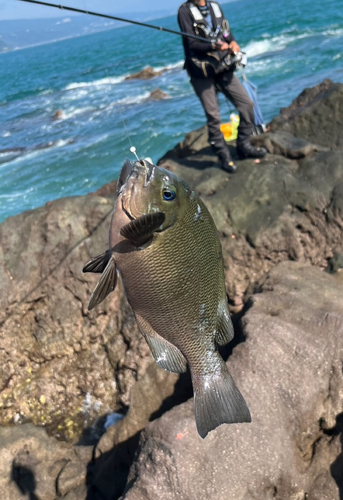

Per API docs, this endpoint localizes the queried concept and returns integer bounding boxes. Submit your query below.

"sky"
[0,0,185,19]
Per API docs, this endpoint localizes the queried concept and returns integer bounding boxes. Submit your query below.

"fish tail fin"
[192,363,251,439]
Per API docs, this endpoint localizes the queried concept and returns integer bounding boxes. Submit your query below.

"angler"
[178,0,267,173]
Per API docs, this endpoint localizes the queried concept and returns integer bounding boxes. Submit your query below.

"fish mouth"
[121,159,155,220]
[131,159,155,186]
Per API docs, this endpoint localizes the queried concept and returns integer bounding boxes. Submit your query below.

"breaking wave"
[64,74,127,91]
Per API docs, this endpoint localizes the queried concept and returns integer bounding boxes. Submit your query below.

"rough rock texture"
[269,79,343,150]
[0,423,91,500]
[120,262,343,500]
[0,195,177,439]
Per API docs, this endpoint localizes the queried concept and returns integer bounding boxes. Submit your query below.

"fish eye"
[163,189,176,201]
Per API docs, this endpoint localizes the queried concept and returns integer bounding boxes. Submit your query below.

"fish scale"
[117,195,222,364]
[83,159,251,437]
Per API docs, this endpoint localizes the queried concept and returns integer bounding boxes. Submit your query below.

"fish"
[83,159,251,438]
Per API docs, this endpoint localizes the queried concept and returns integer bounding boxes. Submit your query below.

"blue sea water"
[0,0,342,222]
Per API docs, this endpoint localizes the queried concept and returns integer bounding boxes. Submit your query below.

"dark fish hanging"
[83,159,251,438]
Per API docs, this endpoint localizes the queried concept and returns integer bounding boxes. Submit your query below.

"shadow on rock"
[329,413,343,499]
[11,462,39,500]
[86,433,140,500]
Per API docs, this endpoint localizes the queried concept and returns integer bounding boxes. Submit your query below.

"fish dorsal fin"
[83,249,111,274]
[120,212,165,247]
[87,257,117,310]
[215,299,234,345]
[116,159,133,196]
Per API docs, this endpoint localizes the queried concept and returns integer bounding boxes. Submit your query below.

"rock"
[0,423,92,500]
[325,252,343,274]
[171,125,210,158]
[251,130,328,159]
[147,88,170,100]
[0,194,177,439]
[268,79,343,150]
[120,262,343,500]
[52,110,64,120]
[124,66,162,80]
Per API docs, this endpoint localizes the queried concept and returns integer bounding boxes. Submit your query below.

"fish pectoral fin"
[192,360,251,439]
[136,314,187,374]
[215,299,234,346]
[120,212,165,247]
[87,257,117,310]
[83,249,111,274]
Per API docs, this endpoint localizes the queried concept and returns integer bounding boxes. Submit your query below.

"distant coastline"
[0,10,175,53]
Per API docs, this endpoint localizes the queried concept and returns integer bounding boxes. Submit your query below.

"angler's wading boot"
[237,138,267,159]
[211,142,238,174]
[218,152,237,173]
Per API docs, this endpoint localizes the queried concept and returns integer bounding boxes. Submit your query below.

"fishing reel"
[223,51,247,71]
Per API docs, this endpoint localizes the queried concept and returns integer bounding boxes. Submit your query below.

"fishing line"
[103,66,135,154]
[70,0,135,154]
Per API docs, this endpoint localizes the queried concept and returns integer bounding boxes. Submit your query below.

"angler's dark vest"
[185,1,232,78]
[188,1,229,38]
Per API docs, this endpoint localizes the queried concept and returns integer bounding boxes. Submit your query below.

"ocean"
[0,0,342,223]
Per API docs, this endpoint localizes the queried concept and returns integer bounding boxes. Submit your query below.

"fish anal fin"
[120,212,165,247]
[88,257,117,310]
[136,315,187,374]
[83,249,111,274]
[215,299,234,346]
[192,360,251,439]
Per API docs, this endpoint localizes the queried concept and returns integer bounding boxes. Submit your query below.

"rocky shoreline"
[1,79,343,499]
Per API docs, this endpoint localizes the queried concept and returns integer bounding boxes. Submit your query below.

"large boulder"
[268,79,343,150]
[120,262,343,500]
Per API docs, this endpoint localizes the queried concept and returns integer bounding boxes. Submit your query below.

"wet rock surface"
[147,88,170,100]
[0,79,343,499]
[124,66,163,80]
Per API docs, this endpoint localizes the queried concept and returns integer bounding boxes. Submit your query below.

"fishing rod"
[17,0,212,44]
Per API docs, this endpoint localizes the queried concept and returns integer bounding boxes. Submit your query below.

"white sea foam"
[54,139,71,148]
[1,131,11,138]
[64,75,127,91]
[244,31,314,58]
[62,89,89,101]
[323,27,343,38]
[247,58,288,74]
[60,106,94,120]
[0,191,27,200]
[116,92,151,105]
[0,139,71,168]
[153,60,184,72]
